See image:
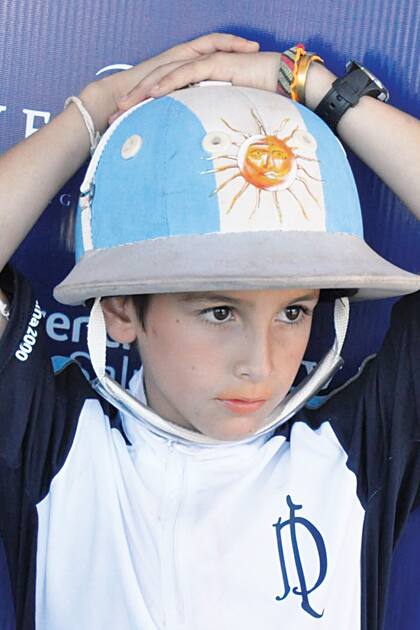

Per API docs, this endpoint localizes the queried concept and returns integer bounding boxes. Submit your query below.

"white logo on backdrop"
[0,64,134,139]
[22,109,51,137]
[45,310,136,386]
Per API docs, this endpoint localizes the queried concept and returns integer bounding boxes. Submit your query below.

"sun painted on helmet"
[240,135,296,189]
[202,108,321,222]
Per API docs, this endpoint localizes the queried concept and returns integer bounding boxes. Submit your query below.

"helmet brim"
[54,230,419,305]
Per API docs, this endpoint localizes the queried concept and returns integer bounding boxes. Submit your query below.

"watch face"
[346,60,389,102]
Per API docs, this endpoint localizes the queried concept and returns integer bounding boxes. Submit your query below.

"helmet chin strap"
[87,297,350,446]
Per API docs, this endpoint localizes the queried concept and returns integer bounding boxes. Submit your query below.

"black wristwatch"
[315,61,389,131]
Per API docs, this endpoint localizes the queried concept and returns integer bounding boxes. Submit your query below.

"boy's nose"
[234,329,274,382]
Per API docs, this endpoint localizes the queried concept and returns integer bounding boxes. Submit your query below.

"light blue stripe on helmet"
[298,104,364,238]
[76,97,221,258]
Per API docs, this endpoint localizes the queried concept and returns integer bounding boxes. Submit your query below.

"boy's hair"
[132,294,151,330]
[319,288,358,302]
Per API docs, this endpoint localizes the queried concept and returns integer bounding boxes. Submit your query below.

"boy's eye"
[277,305,307,324]
[285,306,301,321]
[212,306,232,321]
[201,306,233,323]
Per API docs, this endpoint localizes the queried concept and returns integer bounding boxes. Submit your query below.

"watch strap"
[315,68,377,130]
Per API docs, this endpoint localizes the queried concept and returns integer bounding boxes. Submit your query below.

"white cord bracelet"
[64,96,101,156]
[0,298,10,320]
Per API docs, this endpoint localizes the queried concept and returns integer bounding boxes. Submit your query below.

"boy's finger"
[184,33,259,55]
[108,111,123,125]
[148,55,234,97]
[117,59,192,109]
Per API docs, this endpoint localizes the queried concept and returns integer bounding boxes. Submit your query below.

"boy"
[0,34,419,629]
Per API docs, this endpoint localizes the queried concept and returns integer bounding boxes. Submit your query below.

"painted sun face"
[202,108,321,223]
[239,135,297,190]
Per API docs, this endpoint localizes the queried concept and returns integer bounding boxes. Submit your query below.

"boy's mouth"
[216,397,268,414]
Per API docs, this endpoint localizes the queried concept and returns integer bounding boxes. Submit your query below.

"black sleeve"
[0,265,95,625]
[317,291,420,524]
[0,265,92,501]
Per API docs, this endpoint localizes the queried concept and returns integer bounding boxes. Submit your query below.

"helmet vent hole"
[202,131,231,154]
[121,134,143,159]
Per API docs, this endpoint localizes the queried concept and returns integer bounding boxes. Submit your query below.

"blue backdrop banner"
[0,1,419,627]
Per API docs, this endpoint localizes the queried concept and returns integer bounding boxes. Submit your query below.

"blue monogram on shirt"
[273,495,327,618]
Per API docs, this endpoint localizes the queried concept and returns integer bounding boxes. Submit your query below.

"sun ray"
[201,165,239,175]
[296,176,321,208]
[221,118,250,138]
[250,108,268,135]
[281,126,299,144]
[287,187,309,220]
[273,117,291,136]
[226,182,250,214]
[249,188,262,219]
[297,166,323,182]
[201,154,239,162]
[273,191,283,223]
[293,154,320,163]
[211,172,242,196]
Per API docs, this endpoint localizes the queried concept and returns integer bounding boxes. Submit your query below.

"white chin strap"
[87,297,350,445]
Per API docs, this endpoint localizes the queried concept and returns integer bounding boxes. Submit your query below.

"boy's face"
[126,288,320,441]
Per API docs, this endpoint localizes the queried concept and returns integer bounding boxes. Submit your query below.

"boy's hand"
[81,34,261,129]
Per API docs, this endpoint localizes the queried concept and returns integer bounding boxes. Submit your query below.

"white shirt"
[36,370,364,629]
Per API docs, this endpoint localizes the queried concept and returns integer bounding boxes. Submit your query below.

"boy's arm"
[0,34,259,275]
[305,62,420,221]
[0,101,97,272]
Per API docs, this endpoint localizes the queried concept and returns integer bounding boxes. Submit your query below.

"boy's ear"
[101,297,138,344]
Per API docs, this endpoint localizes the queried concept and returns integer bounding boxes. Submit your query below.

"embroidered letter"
[273,495,327,618]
